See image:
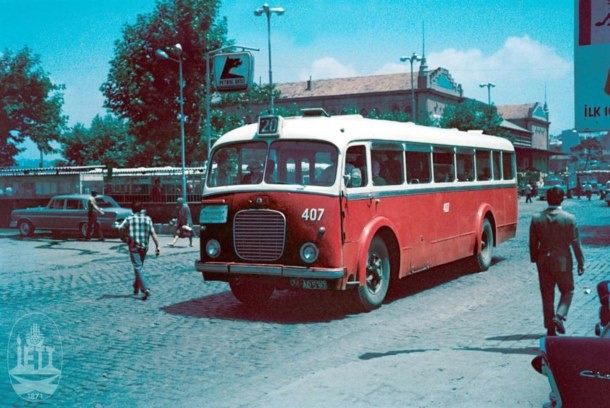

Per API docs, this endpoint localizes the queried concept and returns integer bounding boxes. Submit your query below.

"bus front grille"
[234,210,286,261]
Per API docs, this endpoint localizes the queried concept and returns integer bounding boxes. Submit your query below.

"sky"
[1,0,575,160]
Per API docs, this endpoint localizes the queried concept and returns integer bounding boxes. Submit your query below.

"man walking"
[169,198,194,247]
[85,191,105,240]
[119,202,160,300]
[530,187,585,336]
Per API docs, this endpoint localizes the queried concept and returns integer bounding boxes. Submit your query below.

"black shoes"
[553,315,566,334]
[142,289,151,301]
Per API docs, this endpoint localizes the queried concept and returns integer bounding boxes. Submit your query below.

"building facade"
[233,62,551,173]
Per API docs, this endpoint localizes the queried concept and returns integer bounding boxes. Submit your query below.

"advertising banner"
[575,0,610,131]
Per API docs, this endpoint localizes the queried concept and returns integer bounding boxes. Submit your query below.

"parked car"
[537,178,568,200]
[9,194,132,237]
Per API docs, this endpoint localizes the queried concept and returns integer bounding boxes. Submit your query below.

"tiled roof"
[500,119,530,133]
[496,104,536,120]
[276,72,416,99]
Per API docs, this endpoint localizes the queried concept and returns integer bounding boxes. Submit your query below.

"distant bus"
[195,110,518,311]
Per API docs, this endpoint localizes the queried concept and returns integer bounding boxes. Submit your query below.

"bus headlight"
[300,242,319,264]
[206,239,221,258]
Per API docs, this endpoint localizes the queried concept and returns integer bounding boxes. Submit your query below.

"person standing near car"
[529,186,585,336]
[85,191,105,241]
[119,202,160,300]
[525,183,533,203]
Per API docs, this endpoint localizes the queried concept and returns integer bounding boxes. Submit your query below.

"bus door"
[404,145,433,272]
[430,146,459,265]
[340,145,369,273]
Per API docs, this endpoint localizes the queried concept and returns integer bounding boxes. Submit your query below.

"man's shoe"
[142,290,151,301]
[553,315,566,334]
[546,328,557,336]
[133,285,139,295]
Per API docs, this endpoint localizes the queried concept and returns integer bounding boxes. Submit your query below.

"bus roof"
[216,114,515,152]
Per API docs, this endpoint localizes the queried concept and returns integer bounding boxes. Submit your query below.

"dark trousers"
[537,267,574,330]
[85,213,104,239]
[129,248,149,292]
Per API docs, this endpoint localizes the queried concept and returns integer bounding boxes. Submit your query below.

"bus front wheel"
[357,236,390,312]
[229,279,274,306]
[472,218,493,272]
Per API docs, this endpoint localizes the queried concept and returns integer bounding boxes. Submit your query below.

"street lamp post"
[155,44,188,205]
[254,3,284,114]
[480,82,495,105]
[400,52,422,122]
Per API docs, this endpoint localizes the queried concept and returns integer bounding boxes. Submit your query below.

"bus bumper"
[195,261,345,280]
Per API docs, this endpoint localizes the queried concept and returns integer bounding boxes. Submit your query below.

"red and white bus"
[195,109,517,311]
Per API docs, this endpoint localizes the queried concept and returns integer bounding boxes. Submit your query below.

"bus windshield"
[207,140,339,187]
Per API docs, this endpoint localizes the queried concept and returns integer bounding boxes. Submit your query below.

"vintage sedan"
[9,194,132,237]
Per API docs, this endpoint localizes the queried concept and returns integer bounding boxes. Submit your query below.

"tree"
[439,100,507,137]
[0,47,66,167]
[101,0,228,166]
[61,115,135,167]
[570,136,603,171]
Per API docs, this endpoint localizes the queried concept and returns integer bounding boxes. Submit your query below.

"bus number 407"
[302,208,325,221]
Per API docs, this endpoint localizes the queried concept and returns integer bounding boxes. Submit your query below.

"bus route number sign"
[258,115,282,137]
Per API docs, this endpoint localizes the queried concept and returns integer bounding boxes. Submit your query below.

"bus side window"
[456,148,475,182]
[433,147,455,183]
[502,152,515,179]
[492,151,502,180]
[378,150,404,185]
[345,145,367,188]
[405,150,431,184]
[476,150,491,181]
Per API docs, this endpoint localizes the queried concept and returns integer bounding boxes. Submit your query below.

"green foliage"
[0,47,66,167]
[101,0,228,165]
[439,100,507,137]
[61,115,135,167]
[570,136,603,170]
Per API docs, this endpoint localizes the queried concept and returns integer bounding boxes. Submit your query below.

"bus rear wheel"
[472,218,493,272]
[357,236,390,312]
[229,278,274,306]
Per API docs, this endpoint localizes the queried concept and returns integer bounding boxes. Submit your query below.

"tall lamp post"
[155,43,188,205]
[254,3,284,114]
[480,82,495,105]
[400,52,422,122]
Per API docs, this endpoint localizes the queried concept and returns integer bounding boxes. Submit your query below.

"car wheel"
[80,223,88,238]
[229,279,274,306]
[18,220,35,237]
[356,235,390,312]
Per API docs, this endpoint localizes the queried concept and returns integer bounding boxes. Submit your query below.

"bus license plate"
[302,279,327,290]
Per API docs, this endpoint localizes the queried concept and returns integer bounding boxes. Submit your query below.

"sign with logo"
[213,52,254,92]
[575,0,610,131]
[7,313,63,402]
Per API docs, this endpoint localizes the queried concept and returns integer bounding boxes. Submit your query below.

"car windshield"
[97,196,120,208]
[207,140,339,187]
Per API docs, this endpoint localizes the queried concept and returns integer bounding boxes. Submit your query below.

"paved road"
[1,197,609,407]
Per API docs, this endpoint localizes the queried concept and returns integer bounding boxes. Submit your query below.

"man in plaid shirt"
[119,202,160,300]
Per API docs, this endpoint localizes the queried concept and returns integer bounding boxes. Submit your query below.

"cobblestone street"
[1,197,609,407]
